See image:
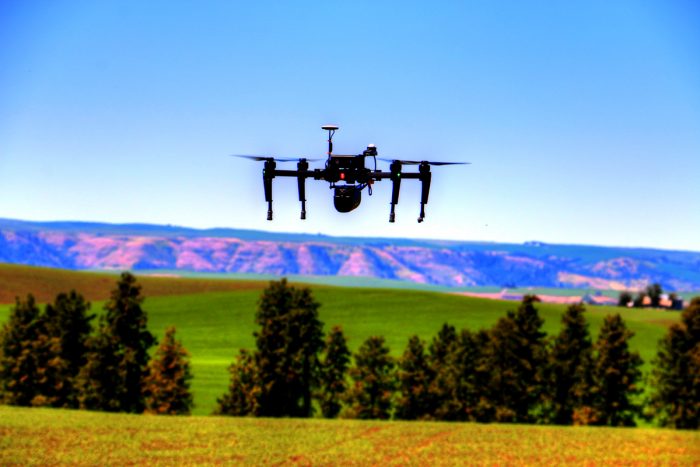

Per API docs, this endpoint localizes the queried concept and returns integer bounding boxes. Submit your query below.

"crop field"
[1,406,699,465]
[0,264,687,415]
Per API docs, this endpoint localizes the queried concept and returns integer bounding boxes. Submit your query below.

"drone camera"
[333,185,361,213]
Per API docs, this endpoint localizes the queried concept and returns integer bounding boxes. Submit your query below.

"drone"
[235,125,468,223]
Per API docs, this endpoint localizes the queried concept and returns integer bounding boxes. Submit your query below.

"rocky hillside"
[1,218,699,291]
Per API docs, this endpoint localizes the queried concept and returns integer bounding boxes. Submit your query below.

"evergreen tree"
[344,336,396,419]
[427,323,458,419]
[450,329,494,422]
[633,291,646,308]
[43,291,94,407]
[486,295,548,423]
[646,283,663,308]
[143,326,193,415]
[396,335,435,420]
[617,291,633,308]
[318,325,351,418]
[77,272,156,412]
[589,313,643,426]
[253,279,324,417]
[0,295,65,406]
[215,349,259,416]
[547,303,594,425]
[649,297,700,429]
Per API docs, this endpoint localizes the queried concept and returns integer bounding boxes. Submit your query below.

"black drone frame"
[242,125,466,223]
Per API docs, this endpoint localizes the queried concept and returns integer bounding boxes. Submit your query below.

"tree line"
[216,280,699,429]
[0,273,193,414]
[1,275,698,429]
[617,283,684,310]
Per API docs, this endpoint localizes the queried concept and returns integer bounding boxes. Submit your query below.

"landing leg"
[263,160,276,221]
[297,159,309,219]
[389,161,402,223]
[418,163,431,223]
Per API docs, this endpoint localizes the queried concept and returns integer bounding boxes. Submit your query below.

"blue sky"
[1,1,699,250]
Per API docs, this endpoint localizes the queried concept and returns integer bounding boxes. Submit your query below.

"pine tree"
[215,349,259,416]
[617,291,633,307]
[486,295,548,423]
[253,279,324,417]
[43,291,94,407]
[450,329,494,422]
[344,336,396,419]
[143,326,193,415]
[589,313,643,426]
[646,283,663,308]
[649,297,700,429]
[427,323,457,419]
[0,295,66,406]
[396,335,435,420]
[77,272,156,412]
[318,325,351,418]
[547,303,594,425]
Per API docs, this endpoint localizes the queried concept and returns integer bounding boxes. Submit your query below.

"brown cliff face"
[1,221,698,291]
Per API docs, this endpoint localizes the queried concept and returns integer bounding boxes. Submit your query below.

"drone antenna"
[322,125,339,156]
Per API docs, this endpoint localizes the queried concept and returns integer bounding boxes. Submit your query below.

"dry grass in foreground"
[1,406,699,465]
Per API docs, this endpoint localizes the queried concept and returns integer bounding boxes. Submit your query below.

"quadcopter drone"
[235,125,468,223]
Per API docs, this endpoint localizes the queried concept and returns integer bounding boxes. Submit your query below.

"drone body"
[236,125,468,223]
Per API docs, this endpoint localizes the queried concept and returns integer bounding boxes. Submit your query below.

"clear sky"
[1,1,699,251]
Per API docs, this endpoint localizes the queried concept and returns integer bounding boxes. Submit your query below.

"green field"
[0,264,686,415]
[1,406,699,465]
[0,265,697,464]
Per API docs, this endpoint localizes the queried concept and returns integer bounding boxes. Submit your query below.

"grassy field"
[0,264,687,415]
[0,263,269,304]
[1,406,699,465]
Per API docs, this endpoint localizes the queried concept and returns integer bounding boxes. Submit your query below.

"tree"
[633,291,646,308]
[253,279,325,417]
[547,303,594,425]
[43,291,94,407]
[452,329,494,422]
[396,335,435,420]
[215,349,259,416]
[648,297,700,429]
[588,313,644,426]
[318,325,351,418]
[344,336,396,419]
[143,326,194,415]
[617,291,633,308]
[427,323,458,419]
[486,295,548,423]
[646,283,663,308]
[77,272,156,412]
[0,295,66,407]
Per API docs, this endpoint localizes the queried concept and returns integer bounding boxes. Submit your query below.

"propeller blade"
[231,155,319,162]
[379,158,470,166]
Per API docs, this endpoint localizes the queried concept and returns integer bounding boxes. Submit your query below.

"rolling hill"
[2,218,700,291]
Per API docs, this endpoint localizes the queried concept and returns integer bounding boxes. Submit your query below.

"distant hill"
[2,218,699,291]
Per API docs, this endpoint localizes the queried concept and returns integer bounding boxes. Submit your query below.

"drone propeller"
[232,155,319,162]
[379,158,470,166]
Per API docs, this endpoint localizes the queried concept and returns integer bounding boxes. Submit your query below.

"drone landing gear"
[263,159,276,220]
[297,159,309,219]
[418,162,431,223]
[389,160,402,223]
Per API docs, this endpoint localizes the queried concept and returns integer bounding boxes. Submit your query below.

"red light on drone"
[340,172,345,180]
